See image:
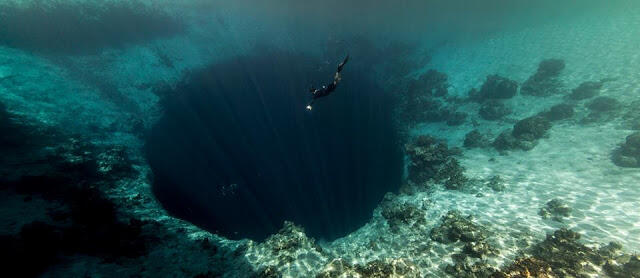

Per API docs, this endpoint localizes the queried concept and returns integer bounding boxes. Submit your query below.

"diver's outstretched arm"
[337,54,349,73]
[306,99,315,110]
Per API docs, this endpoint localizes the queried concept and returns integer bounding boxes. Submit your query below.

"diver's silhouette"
[306,55,349,110]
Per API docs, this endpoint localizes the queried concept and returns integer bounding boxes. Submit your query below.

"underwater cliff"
[1,0,640,277]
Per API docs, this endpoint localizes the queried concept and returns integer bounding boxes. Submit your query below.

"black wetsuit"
[307,55,349,109]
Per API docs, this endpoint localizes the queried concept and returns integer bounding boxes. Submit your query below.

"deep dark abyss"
[146,50,402,241]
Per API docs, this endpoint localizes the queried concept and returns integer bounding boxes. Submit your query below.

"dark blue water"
[146,49,403,240]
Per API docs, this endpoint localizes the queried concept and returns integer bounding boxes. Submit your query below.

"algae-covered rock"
[479,100,511,121]
[587,96,619,112]
[490,115,553,152]
[568,81,603,100]
[445,261,498,278]
[430,210,487,244]
[408,69,449,97]
[486,175,506,192]
[381,199,426,233]
[531,228,601,277]
[436,158,468,190]
[471,74,518,101]
[541,103,575,121]
[539,198,572,222]
[492,130,522,151]
[446,111,468,126]
[491,257,554,278]
[492,129,538,152]
[512,115,552,140]
[612,132,640,168]
[263,221,314,254]
[406,135,467,187]
[464,130,490,149]
[463,240,499,258]
[521,59,565,96]
[315,258,420,278]
[536,59,566,78]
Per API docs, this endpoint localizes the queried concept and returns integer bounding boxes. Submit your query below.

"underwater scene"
[1,0,640,277]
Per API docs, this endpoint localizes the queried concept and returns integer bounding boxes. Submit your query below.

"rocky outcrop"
[521,59,565,96]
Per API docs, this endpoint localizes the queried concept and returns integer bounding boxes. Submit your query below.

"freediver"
[306,55,349,110]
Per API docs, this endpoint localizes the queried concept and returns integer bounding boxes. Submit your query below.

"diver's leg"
[337,54,349,72]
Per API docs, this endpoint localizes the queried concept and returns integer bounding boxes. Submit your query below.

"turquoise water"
[1,1,639,277]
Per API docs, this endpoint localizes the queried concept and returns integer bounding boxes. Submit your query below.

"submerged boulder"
[492,115,552,152]
[470,75,518,101]
[446,111,468,126]
[587,96,620,112]
[486,175,507,192]
[406,135,466,188]
[381,196,426,233]
[316,258,420,278]
[409,69,449,97]
[535,59,566,79]
[540,103,575,121]
[430,210,487,244]
[539,198,572,221]
[446,261,498,278]
[568,81,603,100]
[512,115,552,141]
[521,59,565,96]
[464,130,490,149]
[479,100,511,121]
[493,130,529,151]
[612,132,640,168]
[492,257,554,278]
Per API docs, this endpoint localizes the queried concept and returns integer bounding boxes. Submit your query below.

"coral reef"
[479,100,512,121]
[612,132,640,168]
[521,59,565,96]
[538,198,572,221]
[568,81,603,100]
[464,130,490,149]
[315,258,420,278]
[470,75,518,100]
